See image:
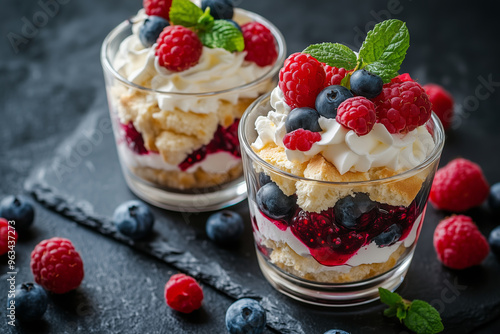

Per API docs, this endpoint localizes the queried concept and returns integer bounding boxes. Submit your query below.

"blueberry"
[349,69,383,99]
[206,210,244,245]
[258,173,272,186]
[201,0,234,20]
[285,107,322,133]
[225,298,266,334]
[334,193,377,229]
[489,226,500,258]
[0,195,35,231]
[488,182,500,214]
[256,182,296,220]
[113,200,154,239]
[315,85,353,118]
[373,224,403,247]
[139,16,169,48]
[324,330,350,334]
[7,283,48,322]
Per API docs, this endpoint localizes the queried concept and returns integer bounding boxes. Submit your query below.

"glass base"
[256,249,413,307]
[122,167,248,212]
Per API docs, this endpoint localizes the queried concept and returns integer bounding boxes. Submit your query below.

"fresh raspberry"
[156,26,202,72]
[283,129,322,151]
[423,83,454,130]
[430,158,489,212]
[241,22,277,67]
[278,53,326,109]
[165,274,203,313]
[322,64,347,86]
[0,218,17,255]
[433,215,490,269]
[31,237,84,294]
[390,73,413,83]
[373,81,432,133]
[143,0,172,20]
[336,96,376,136]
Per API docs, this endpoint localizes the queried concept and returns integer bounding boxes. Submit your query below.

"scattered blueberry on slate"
[206,210,244,245]
[349,69,383,99]
[225,298,266,334]
[488,182,500,213]
[0,195,35,231]
[258,173,272,186]
[7,283,48,322]
[256,182,296,220]
[285,107,322,133]
[373,224,403,247]
[139,16,170,48]
[489,226,500,258]
[315,85,354,118]
[324,330,350,334]
[113,200,155,239]
[201,0,234,20]
[334,193,377,229]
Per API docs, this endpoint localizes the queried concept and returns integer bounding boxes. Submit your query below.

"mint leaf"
[170,0,204,27]
[383,305,398,318]
[303,43,357,70]
[197,7,214,30]
[404,300,444,334]
[199,20,244,52]
[379,287,403,306]
[358,19,409,83]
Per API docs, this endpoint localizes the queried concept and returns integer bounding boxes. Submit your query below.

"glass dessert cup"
[101,9,286,212]
[239,93,445,306]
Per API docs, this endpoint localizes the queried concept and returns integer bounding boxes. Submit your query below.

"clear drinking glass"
[239,93,445,306]
[100,9,286,212]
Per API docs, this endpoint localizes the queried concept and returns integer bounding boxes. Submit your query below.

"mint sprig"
[169,0,203,27]
[303,43,357,70]
[302,19,410,85]
[168,0,244,53]
[199,20,244,52]
[379,288,444,334]
[358,19,409,82]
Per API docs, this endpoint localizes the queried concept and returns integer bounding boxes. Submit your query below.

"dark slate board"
[2,0,500,333]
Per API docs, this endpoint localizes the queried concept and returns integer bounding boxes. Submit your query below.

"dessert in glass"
[239,20,445,306]
[101,0,285,211]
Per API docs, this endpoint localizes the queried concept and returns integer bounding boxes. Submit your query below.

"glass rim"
[100,8,286,97]
[239,92,445,186]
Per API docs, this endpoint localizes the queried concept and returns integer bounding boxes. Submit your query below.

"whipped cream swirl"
[253,87,436,174]
[113,9,273,114]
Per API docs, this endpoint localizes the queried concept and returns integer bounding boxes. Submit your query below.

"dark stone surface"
[1,0,500,333]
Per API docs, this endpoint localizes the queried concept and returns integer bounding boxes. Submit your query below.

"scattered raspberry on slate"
[165,273,204,313]
[429,158,489,212]
[241,22,277,67]
[373,80,432,133]
[279,52,326,109]
[283,128,322,151]
[433,215,490,269]
[336,96,377,136]
[31,237,84,294]
[143,0,173,21]
[0,218,17,255]
[156,25,203,72]
[424,83,454,130]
